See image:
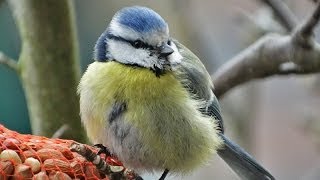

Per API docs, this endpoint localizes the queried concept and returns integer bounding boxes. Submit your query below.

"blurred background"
[1,0,320,179]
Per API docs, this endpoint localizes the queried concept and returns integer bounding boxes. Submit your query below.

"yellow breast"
[78,61,189,140]
[79,61,222,171]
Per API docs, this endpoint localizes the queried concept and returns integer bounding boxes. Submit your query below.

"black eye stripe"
[133,40,143,48]
[107,34,154,50]
[132,40,154,50]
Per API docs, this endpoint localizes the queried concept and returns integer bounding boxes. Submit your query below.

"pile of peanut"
[0,125,108,179]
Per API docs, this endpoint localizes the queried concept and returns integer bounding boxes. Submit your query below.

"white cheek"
[168,42,183,65]
[108,41,158,68]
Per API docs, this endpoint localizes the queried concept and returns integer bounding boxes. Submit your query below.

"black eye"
[133,40,143,48]
[167,40,172,45]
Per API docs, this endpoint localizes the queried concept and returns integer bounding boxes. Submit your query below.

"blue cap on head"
[115,6,168,33]
[94,6,170,62]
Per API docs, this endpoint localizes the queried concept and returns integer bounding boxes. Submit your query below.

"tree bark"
[8,0,86,142]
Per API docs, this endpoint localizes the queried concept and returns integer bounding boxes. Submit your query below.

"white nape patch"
[167,41,183,70]
[108,39,160,69]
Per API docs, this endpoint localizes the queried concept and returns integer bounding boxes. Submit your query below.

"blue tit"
[78,6,274,180]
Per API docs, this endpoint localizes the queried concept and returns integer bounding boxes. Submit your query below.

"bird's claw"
[93,144,112,156]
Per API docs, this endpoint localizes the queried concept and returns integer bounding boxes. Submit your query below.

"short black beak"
[159,44,174,57]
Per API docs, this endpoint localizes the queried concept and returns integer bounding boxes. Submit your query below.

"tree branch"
[259,0,298,31]
[213,2,320,98]
[8,0,86,142]
[0,51,18,72]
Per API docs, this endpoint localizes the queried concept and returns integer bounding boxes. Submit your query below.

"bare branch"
[259,0,298,31]
[0,51,18,72]
[213,2,320,98]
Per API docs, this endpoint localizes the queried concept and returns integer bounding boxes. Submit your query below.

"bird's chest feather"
[79,61,221,171]
[80,61,190,140]
[87,61,189,118]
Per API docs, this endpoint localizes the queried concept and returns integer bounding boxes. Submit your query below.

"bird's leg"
[159,169,169,180]
[93,144,112,156]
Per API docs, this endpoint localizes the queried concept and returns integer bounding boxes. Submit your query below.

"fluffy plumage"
[79,6,275,180]
[79,60,222,172]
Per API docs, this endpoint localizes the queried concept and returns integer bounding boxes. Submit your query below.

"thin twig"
[51,124,69,138]
[0,51,18,72]
[259,0,298,31]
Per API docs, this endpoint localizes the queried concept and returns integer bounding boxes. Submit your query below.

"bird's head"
[94,6,182,75]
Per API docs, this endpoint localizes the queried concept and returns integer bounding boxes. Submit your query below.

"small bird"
[78,6,274,180]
